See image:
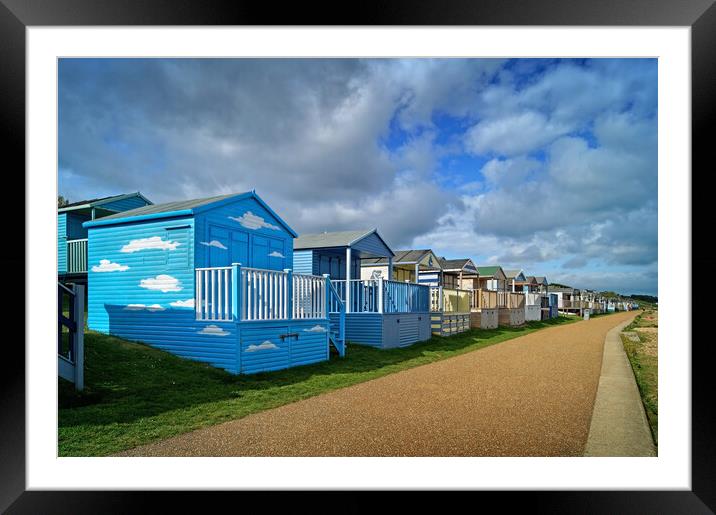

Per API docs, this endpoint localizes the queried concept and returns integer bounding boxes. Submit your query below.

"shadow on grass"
[59,316,575,430]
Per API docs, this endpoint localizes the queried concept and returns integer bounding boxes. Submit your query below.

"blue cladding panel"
[292,250,313,274]
[312,250,359,280]
[86,216,242,373]
[239,319,329,374]
[66,212,91,239]
[101,194,152,212]
[194,196,293,271]
[58,213,67,273]
[337,313,383,347]
[352,231,392,257]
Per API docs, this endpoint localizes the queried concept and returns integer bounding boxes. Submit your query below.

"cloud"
[123,303,165,311]
[91,259,129,272]
[139,274,183,292]
[303,324,327,333]
[245,340,279,351]
[121,236,180,253]
[170,299,195,308]
[197,324,230,336]
[229,211,280,231]
[466,111,568,156]
[200,240,227,249]
[268,250,285,258]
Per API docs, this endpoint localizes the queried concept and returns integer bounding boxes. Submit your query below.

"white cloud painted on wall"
[121,236,180,253]
[245,340,279,352]
[268,250,285,258]
[303,325,327,333]
[139,274,183,292]
[197,325,230,336]
[200,240,227,250]
[170,299,195,308]
[123,303,165,311]
[228,211,280,231]
[91,259,129,272]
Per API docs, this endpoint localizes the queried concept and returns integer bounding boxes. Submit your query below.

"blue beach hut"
[58,192,152,281]
[84,191,344,375]
[293,230,431,349]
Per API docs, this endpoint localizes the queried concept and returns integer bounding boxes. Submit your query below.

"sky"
[58,58,658,295]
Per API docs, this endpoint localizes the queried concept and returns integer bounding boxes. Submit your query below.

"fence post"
[438,286,443,312]
[73,284,84,391]
[285,269,293,320]
[231,263,241,321]
[323,274,330,318]
[378,277,384,314]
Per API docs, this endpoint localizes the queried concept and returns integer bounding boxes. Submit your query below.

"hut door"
[208,226,231,267]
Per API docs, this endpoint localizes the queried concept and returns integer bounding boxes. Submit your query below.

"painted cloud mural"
[268,250,285,258]
[200,240,227,250]
[197,325,230,336]
[123,303,165,311]
[228,211,280,231]
[170,299,195,308]
[303,325,327,333]
[245,340,279,352]
[91,259,129,272]
[121,235,180,253]
[139,274,183,292]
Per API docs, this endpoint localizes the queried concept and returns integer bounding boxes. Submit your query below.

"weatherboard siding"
[239,319,329,374]
[352,231,391,256]
[85,217,240,371]
[58,213,67,273]
[194,196,293,271]
[292,250,314,275]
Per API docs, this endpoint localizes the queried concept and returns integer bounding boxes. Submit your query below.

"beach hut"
[84,191,344,375]
[418,258,476,336]
[476,265,525,326]
[295,233,431,349]
[58,192,152,282]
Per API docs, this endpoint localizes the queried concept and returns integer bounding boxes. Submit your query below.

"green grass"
[59,315,582,457]
[621,309,658,446]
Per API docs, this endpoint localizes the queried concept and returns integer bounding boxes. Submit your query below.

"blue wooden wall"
[58,213,67,273]
[86,216,243,373]
[194,196,293,271]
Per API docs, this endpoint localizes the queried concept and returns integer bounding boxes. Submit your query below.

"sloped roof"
[83,191,297,236]
[97,193,236,220]
[58,192,152,212]
[439,258,478,274]
[362,249,439,267]
[503,269,524,280]
[476,265,503,278]
[294,229,393,256]
[532,276,548,285]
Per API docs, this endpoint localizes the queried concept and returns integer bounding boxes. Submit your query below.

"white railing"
[240,267,290,321]
[196,266,233,321]
[195,266,331,322]
[292,273,326,320]
[430,286,472,313]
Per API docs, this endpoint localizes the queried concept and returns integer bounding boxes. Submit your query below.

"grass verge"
[59,315,581,457]
[621,309,658,446]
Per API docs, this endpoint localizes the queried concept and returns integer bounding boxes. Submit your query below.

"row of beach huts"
[57,190,637,375]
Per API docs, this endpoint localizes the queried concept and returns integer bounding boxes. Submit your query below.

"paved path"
[119,312,637,457]
[584,316,657,456]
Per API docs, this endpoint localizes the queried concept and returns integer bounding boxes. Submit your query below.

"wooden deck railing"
[66,238,88,273]
[195,265,329,322]
[331,278,429,314]
[430,286,471,313]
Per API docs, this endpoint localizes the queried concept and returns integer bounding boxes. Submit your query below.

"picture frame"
[4,0,713,511]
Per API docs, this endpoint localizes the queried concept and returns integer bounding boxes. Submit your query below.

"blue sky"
[58,58,658,295]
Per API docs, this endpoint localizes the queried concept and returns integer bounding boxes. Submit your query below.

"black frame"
[4,0,713,512]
